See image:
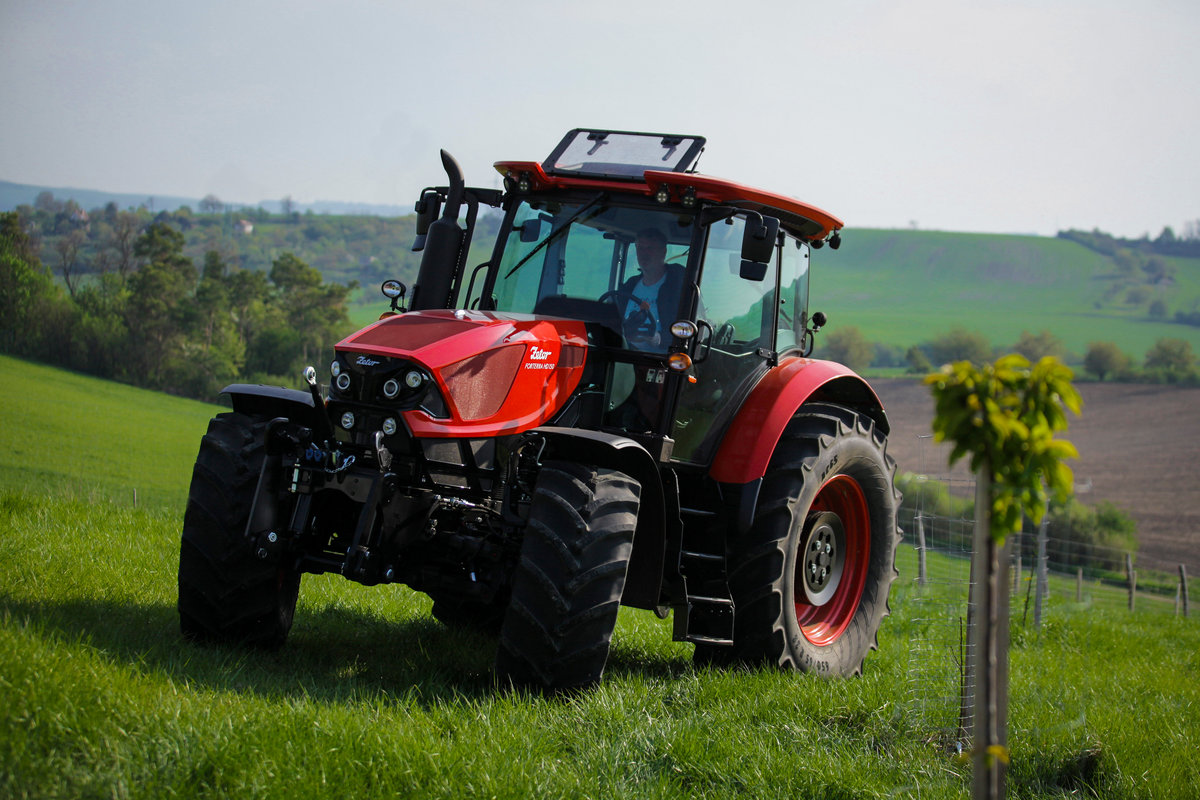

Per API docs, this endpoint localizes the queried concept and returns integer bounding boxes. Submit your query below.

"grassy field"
[3,354,1199,798]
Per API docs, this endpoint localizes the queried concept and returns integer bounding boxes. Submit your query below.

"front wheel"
[178,412,300,648]
[703,402,900,676]
[496,461,641,692]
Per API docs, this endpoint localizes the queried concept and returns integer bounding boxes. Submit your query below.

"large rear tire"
[178,412,300,648]
[700,402,900,675]
[496,461,641,692]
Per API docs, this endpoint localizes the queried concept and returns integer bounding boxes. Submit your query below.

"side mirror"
[381,279,407,312]
[518,216,547,243]
[741,214,780,265]
[412,191,442,252]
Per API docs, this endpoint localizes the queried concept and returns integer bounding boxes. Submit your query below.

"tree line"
[819,324,1198,384]
[1,211,355,399]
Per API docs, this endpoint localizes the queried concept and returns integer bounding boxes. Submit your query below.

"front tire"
[178,412,300,648]
[496,461,641,692]
[704,403,900,676]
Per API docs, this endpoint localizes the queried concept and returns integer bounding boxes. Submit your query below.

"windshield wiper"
[503,192,607,279]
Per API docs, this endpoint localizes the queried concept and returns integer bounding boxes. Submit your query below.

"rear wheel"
[178,412,300,648]
[700,403,899,675]
[496,461,641,692]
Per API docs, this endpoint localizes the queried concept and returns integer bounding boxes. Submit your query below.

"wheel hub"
[800,511,845,606]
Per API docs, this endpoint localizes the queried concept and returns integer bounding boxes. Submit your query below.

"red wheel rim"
[794,474,871,646]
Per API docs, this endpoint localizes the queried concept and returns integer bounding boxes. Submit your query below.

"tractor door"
[671,214,808,464]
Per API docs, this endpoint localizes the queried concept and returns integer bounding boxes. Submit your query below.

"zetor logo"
[356,356,381,367]
[524,345,557,371]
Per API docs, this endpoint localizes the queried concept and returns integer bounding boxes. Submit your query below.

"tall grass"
[3,356,1199,798]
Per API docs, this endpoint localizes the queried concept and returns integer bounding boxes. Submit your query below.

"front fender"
[221,383,325,430]
[708,358,888,484]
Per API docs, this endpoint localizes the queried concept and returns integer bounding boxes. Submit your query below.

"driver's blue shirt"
[626,278,663,348]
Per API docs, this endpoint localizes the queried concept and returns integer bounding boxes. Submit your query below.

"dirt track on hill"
[872,378,1200,570]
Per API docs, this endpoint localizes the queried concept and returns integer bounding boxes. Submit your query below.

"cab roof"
[494,128,844,242]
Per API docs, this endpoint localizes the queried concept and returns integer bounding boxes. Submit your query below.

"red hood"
[336,309,588,438]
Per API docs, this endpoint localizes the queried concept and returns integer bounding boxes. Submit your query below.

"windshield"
[488,198,693,348]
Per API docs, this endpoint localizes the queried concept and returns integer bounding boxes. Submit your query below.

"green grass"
[3,357,1199,798]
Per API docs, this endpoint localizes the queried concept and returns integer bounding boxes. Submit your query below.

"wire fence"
[896,436,1195,747]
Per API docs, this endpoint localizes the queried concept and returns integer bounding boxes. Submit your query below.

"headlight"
[340,412,355,430]
[404,370,424,389]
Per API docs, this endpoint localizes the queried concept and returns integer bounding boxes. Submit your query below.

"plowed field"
[873,378,1200,570]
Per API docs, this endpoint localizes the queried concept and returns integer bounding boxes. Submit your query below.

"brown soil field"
[872,378,1200,570]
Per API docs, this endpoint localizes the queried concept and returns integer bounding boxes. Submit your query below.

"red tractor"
[179,129,900,691]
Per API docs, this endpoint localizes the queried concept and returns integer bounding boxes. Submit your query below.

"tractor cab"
[407,129,845,465]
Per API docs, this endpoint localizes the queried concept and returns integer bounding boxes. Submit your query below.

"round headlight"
[382,378,400,399]
[670,320,698,339]
[382,417,397,435]
[330,360,341,378]
[404,370,424,389]
[340,412,355,430]
[336,373,351,391]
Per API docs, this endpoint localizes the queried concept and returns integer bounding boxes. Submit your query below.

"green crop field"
[2,353,1198,798]
[813,229,1200,361]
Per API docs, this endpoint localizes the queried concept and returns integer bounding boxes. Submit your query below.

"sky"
[2,0,1196,238]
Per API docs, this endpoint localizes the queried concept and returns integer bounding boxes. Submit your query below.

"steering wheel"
[599,289,657,341]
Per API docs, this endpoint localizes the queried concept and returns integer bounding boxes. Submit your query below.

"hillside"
[812,228,1200,363]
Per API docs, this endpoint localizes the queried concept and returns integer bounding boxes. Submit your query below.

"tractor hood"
[333,309,588,438]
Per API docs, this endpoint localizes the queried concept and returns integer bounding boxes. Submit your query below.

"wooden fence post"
[1076,567,1083,604]
[969,470,1008,800]
[916,514,928,586]
[1012,531,1022,594]
[1180,565,1190,619]
[1033,504,1049,627]
[1126,553,1136,612]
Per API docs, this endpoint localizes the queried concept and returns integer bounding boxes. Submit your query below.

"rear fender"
[221,383,326,431]
[533,426,669,610]
[708,358,888,486]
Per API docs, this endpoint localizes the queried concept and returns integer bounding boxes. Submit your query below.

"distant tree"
[107,211,141,278]
[34,191,62,215]
[1141,256,1174,284]
[281,195,295,216]
[928,326,991,366]
[1144,337,1196,383]
[1013,330,1065,362]
[1083,341,1130,381]
[268,252,354,368]
[199,194,223,214]
[53,228,87,299]
[1124,286,1151,305]
[126,222,197,386]
[821,325,873,372]
[1,212,72,358]
[905,345,933,374]
[1148,298,1168,319]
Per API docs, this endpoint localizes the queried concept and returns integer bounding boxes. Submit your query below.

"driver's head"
[635,228,667,278]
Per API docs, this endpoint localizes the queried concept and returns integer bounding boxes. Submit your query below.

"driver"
[620,227,685,351]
